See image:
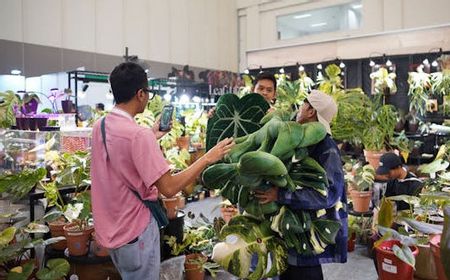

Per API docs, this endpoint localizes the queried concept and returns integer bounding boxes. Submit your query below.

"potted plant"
[408,67,431,117]
[62,191,94,256]
[165,224,218,280]
[349,164,375,213]
[0,91,20,128]
[370,67,397,95]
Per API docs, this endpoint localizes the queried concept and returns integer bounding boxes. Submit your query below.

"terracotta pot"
[91,232,109,257]
[221,206,238,223]
[48,218,67,251]
[415,242,438,280]
[176,136,190,151]
[184,253,207,280]
[430,235,448,280]
[348,232,356,252]
[350,190,372,213]
[363,150,385,169]
[163,197,180,220]
[63,223,94,256]
[375,240,419,280]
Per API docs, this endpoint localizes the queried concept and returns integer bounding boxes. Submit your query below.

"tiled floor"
[183,196,378,280]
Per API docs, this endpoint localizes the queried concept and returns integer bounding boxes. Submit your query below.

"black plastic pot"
[160,210,185,261]
[61,100,73,113]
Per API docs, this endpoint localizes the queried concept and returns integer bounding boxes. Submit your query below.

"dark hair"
[109,62,147,104]
[95,103,105,111]
[253,72,277,91]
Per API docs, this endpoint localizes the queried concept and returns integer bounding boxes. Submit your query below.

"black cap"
[376,153,403,175]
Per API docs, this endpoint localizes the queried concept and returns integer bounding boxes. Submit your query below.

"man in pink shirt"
[91,62,234,279]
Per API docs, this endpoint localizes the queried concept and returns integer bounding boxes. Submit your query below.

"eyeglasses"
[141,88,155,100]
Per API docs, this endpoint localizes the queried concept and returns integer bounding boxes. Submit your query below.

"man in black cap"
[376,152,423,211]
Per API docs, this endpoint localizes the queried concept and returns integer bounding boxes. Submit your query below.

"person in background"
[255,90,347,280]
[252,71,277,106]
[207,71,277,117]
[95,103,105,112]
[376,152,423,211]
[90,62,234,279]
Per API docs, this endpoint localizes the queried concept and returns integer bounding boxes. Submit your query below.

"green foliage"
[164,226,215,256]
[165,147,191,171]
[6,261,34,280]
[431,69,450,96]
[275,73,311,111]
[0,91,20,128]
[206,93,269,151]
[213,217,288,279]
[35,258,70,280]
[0,168,47,200]
[331,89,370,144]
[352,164,375,192]
[370,67,397,94]
[408,69,431,116]
[317,64,343,95]
[55,151,90,189]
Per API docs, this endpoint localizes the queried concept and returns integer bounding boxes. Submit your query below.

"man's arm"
[155,138,234,197]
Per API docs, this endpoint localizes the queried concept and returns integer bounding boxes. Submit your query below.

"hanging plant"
[431,69,450,96]
[370,67,397,95]
[317,64,344,95]
[408,67,431,116]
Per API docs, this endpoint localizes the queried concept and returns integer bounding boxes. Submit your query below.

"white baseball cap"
[306,90,337,135]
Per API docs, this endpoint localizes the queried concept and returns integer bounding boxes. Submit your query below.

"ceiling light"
[192,96,201,103]
[352,4,362,9]
[11,69,21,75]
[389,66,394,71]
[311,22,327,28]
[316,64,322,70]
[432,60,439,67]
[293,13,311,19]
[339,62,346,68]
[244,68,250,75]
[423,59,430,65]
[298,65,305,72]
[386,59,392,67]
[369,60,375,67]
[279,68,285,74]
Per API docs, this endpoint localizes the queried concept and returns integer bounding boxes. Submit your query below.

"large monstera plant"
[212,216,287,280]
[206,93,269,151]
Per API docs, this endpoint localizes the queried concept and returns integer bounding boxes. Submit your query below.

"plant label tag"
[383,258,392,265]
[382,262,397,274]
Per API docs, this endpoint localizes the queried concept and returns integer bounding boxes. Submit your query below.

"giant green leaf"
[312,219,341,245]
[36,258,70,280]
[206,93,269,151]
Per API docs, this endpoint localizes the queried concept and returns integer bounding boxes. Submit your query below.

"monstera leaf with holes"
[206,93,269,151]
[212,216,287,280]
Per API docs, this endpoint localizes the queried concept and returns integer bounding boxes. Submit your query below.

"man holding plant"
[255,90,347,280]
[90,62,234,279]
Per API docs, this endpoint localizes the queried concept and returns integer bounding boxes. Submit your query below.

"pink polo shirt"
[90,108,170,249]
